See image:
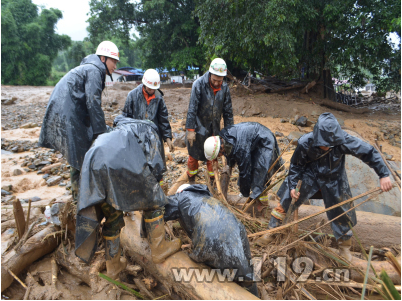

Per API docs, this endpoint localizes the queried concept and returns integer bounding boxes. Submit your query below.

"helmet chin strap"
[103,57,113,82]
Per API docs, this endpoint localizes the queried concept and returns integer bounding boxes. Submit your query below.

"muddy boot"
[268,215,282,229]
[338,238,353,262]
[104,235,127,280]
[144,209,182,264]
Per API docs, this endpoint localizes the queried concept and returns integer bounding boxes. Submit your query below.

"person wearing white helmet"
[39,40,121,205]
[123,69,174,187]
[185,58,233,184]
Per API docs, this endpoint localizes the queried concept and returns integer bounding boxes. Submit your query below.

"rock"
[250,108,262,116]
[28,164,36,169]
[336,118,344,126]
[275,131,284,137]
[20,122,38,129]
[294,115,299,121]
[295,116,308,126]
[111,100,119,106]
[1,189,12,196]
[23,168,30,172]
[59,183,67,187]
[287,132,304,145]
[2,97,17,105]
[12,169,23,176]
[280,119,287,123]
[311,110,319,117]
[173,132,186,148]
[375,131,384,141]
[306,120,315,127]
[11,146,19,153]
[385,154,393,160]
[30,196,41,202]
[38,161,51,166]
[46,176,62,186]
[2,185,12,192]
[42,174,50,179]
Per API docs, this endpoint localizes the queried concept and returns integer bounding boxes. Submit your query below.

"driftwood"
[1,225,61,292]
[301,81,316,94]
[315,99,370,114]
[13,199,26,239]
[121,213,260,300]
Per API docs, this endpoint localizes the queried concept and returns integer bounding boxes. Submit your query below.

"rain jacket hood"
[219,122,282,199]
[39,54,107,170]
[185,72,233,161]
[312,113,346,147]
[164,184,254,282]
[75,119,167,263]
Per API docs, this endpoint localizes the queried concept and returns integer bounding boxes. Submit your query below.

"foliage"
[1,0,71,85]
[196,0,401,91]
[87,0,206,73]
[46,68,67,86]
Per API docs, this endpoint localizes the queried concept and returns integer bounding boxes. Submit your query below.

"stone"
[30,196,41,202]
[1,189,11,196]
[280,119,287,123]
[11,146,19,153]
[42,174,49,179]
[20,122,38,129]
[23,168,30,172]
[311,111,319,117]
[275,131,284,137]
[306,120,314,127]
[28,164,36,169]
[295,116,308,127]
[1,185,12,192]
[12,169,23,176]
[173,132,186,148]
[46,176,62,186]
[38,161,51,166]
[59,183,67,187]
[287,132,304,145]
[2,97,16,105]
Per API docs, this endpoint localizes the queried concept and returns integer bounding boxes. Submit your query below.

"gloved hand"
[166,138,175,152]
[186,130,196,147]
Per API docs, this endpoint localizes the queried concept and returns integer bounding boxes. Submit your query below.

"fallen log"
[167,171,190,195]
[301,81,316,94]
[314,99,370,114]
[121,213,260,300]
[227,195,401,249]
[1,225,61,292]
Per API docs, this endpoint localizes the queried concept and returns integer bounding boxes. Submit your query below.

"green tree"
[87,0,205,73]
[1,0,71,85]
[196,0,400,93]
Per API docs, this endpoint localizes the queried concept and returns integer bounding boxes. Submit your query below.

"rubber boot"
[255,216,281,246]
[104,235,127,280]
[338,238,353,262]
[144,210,182,264]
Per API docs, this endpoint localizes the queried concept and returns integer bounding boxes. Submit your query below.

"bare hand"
[380,176,393,192]
[166,138,175,152]
[290,189,300,200]
[187,131,196,147]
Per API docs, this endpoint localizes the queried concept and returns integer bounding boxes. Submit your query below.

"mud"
[1,82,401,300]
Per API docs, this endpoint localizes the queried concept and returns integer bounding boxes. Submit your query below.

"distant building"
[105,70,138,87]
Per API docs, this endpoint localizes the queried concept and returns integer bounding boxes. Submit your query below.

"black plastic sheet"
[165,184,254,282]
[39,54,107,170]
[219,122,282,199]
[185,72,234,161]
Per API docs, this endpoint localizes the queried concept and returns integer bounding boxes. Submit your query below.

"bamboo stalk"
[25,199,31,233]
[385,252,401,277]
[361,246,374,299]
[7,268,27,289]
[248,186,384,238]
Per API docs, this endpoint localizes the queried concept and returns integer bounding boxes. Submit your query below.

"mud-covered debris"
[287,131,304,145]
[173,132,186,148]
[1,189,12,196]
[12,169,23,176]
[275,131,284,137]
[46,176,62,186]
[295,116,307,126]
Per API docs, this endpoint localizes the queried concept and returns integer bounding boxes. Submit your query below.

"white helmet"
[204,136,221,160]
[96,41,120,61]
[176,184,191,194]
[142,69,160,89]
[209,58,227,76]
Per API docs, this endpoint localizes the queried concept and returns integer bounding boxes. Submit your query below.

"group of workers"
[38,41,393,293]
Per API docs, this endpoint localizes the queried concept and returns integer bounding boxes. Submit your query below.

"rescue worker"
[260,113,393,261]
[185,58,234,183]
[204,122,282,203]
[39,41,120,202]
[123,68,174,166]
[165,184,258,297]
[75,117,181,279]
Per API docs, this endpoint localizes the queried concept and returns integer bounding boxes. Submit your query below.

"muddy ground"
[1,82,401,299]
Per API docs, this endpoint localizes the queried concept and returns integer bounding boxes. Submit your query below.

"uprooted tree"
[195,0,401,93]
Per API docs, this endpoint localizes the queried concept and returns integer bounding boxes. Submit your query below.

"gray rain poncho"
[39,54,107,170]
[164,184,254,282]
[75,118,167,263]
[277,112,390,239]
[219,122,282,199]
[185,72,234,161]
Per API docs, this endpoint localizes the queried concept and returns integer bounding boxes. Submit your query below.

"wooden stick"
[7,268,27,289]
[25,199,31,233]
[51,258,58,286]
[273,193,379,254]
[373,143,401,190]
[293,208,299,232]
[282,180,302,224]
[248,186,383,238]
[385,251,401,277]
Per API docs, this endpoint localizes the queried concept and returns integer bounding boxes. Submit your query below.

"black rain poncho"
[164,184,254,282]
[185,72,234,161]
[39,54,107,170]
[277,112,390,240]
[123,84,171,161]
[75,118,167,262]
[219,122,282,199]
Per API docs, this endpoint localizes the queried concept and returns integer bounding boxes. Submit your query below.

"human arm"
[222,88,234,127]
[85,69,107,136]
